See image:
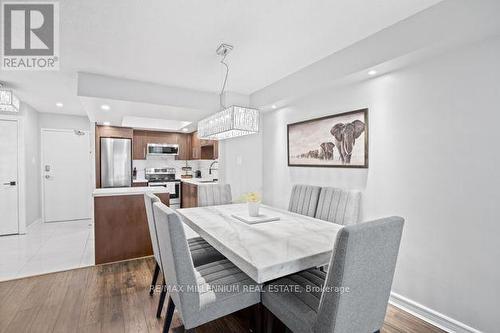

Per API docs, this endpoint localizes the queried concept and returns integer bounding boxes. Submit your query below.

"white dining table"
[176,203,342,284]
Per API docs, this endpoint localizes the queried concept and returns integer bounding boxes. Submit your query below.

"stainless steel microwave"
[146,143,179,156]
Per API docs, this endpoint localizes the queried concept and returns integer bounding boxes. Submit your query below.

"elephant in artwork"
[330,120,365,164]
[307,149,320,159]
[319,142,335,160]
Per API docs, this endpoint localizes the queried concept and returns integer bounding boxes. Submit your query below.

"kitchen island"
[93,187,170,264]
[181,178,218,208]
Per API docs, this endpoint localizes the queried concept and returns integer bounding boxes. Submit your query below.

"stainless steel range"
[145,168,180,209]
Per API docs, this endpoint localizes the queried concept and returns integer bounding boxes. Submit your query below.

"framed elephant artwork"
[287,108,368,168]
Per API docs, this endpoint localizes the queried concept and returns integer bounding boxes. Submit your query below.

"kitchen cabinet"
[132,182,148,187]
[191,131,201,159]
[213,140,219,159]
[176,133,191,160]
[94,191,170,264]
[191,131,218,160]
[147,131,178,145]
[132,130,148,160]
[181,182,198,208]
[133,130,181,160]
[131,130,218,161]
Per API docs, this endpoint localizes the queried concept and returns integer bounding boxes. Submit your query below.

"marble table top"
[177,203,342,283]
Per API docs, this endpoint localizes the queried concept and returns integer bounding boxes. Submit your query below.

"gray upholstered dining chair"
[262,216,404,333]
[143,193,224,318]
[153,201,261,333]
[315,187,361,225]
[288,184,321,217]
[197,183,232,207]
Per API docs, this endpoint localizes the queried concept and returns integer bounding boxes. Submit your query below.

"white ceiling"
[1,0,442,118]
[81,96,207,131]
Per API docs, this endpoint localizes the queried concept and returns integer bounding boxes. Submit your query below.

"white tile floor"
[0,219,94,282]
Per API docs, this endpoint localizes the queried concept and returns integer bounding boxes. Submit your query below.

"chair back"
[288,184,321,217]
[314,216,404,333]
[144,193,161,266]
[315,187,361,225]
[197,183,232,207]
[153,202,199,315]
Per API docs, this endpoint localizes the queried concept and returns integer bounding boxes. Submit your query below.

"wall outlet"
[236,156,243,165]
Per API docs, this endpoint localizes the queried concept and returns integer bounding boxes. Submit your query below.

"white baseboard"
[389,292,482,333]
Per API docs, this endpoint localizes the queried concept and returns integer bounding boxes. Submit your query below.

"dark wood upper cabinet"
[96,125,133,139]
[147,131,178,145]
[133,130,181,160]
[130,129,217,161]
[213,140,219,159]
[132,130,148,160]
[176,134,191,160]
[191,131,201,160]
[190,131,218,160]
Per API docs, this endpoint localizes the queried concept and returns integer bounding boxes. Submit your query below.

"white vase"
[248,202,260,217]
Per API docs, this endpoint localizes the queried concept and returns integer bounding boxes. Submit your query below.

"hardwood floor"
[0,257,445,333]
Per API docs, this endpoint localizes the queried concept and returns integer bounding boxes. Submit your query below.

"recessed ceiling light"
[103,121,111,126]
[101,104,110,111]
[56,102,63,108]
[182,128,189,132]
[368,70,377,76]
[271,104,277,109]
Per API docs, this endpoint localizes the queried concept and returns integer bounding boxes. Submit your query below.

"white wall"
[22,104,41,227]
[217,94,263,200]
[39,112,90,130]
[218,129,263,201]
[14,111,90,230]
[260,37,500,332]
[1,102,42,232]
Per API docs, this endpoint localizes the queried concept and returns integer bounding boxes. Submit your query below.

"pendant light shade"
[197,44,260,140]
[198,105,259,140]
[0,86,20,112]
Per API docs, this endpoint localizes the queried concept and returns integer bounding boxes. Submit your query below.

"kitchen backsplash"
[133,156,218,181]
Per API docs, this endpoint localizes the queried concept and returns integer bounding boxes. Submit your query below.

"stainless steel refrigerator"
[100,138,132,188]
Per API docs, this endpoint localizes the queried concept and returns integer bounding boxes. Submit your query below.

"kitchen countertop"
[181,178,219,185]
[93,186,170,197]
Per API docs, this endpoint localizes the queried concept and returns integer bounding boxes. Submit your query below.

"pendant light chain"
[219,53,229,110]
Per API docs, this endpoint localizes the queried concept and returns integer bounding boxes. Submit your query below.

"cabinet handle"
[144,147,146,158]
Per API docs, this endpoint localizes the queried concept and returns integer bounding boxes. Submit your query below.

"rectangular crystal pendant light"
[198,105,259,140]
[0,88,20,112]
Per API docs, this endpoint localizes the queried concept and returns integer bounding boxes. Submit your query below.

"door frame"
[0,116,23,234]
[40,128,92,223]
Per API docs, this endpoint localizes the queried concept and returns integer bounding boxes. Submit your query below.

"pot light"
[368,70,377,76]
[271,105,277,109]
[103,121,111,126]
[56,102,63,108]
[101,104,110,111]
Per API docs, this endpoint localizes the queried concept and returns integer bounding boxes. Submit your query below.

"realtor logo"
[2,2,59,70]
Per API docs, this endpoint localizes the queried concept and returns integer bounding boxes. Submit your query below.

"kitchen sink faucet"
[209,161,218,175]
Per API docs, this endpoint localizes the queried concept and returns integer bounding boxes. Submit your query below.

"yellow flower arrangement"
[242,192,261,203]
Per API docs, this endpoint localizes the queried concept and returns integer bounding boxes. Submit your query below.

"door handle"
[45,175,51,179]
[2,181,16,186]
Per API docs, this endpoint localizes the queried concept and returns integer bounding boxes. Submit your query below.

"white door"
[42,129,91,222]
[0,120,19,235]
